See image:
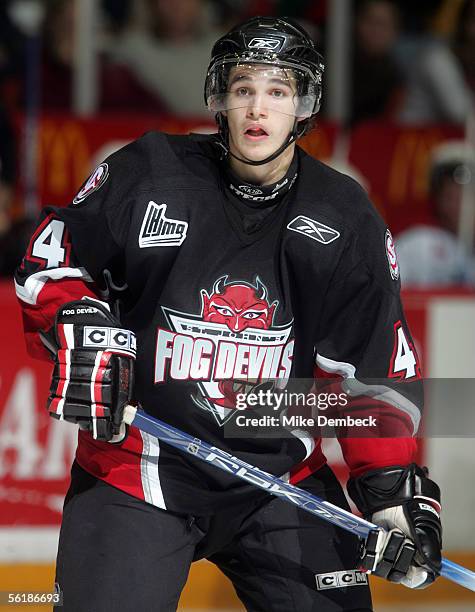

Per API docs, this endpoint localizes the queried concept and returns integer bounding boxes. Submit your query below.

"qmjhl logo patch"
[139,201,188,248]
[315,570,368,591]
[287,215,340,245]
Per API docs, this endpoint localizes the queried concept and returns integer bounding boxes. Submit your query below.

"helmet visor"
[206,60,318,118]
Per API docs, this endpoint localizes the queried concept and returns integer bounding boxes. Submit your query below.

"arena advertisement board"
[12,115,462,238]
[0,283,76,530]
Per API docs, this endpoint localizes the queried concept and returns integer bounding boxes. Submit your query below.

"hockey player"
[15,17,442,612]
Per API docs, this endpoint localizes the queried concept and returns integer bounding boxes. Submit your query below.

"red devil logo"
[200,275,278,408]
[201,275,277,333]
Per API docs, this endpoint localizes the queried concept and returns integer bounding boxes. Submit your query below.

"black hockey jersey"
[15,132,422,514]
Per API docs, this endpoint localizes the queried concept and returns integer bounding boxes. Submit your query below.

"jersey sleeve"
[14,141,141,360]
[314,199,422,478]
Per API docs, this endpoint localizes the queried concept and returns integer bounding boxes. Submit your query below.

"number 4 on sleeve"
[389,321,421,380]
[23,214,71,270]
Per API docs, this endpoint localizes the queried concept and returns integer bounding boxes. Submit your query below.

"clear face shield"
[206,60,319,119]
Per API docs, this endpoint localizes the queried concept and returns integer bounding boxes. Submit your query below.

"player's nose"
[246,95,268,119]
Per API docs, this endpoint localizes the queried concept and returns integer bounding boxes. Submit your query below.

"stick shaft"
[126,406,377,538]
[124,406,475,592]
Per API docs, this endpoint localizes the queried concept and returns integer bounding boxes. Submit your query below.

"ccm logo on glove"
[41,299,136,442]
[83,327,137,352]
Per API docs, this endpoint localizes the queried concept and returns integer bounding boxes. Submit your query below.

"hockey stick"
[123,405,475,592]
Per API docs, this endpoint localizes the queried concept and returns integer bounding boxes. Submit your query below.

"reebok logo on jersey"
[139,201,188,248]
[287,216,340,244]
[315,570,368,591]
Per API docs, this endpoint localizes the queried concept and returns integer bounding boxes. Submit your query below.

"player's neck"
[228,144,296,187]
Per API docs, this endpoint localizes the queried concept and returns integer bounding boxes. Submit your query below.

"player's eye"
[215,305,233,316]
[270,89,286,98]
[232,86,250,97]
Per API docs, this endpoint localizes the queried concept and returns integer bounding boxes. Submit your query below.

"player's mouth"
[243,125,269,141]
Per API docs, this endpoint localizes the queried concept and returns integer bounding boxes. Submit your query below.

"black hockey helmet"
[204,16,325,166]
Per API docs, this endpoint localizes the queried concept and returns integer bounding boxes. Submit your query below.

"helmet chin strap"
[218,117,305,167]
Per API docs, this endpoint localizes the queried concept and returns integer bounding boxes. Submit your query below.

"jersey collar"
[224,154,298,207]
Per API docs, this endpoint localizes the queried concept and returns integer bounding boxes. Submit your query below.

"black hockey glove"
[40,299,136,443]
[348,464,442,588]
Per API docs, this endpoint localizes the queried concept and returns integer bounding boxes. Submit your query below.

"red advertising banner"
[0,282,74,526]
[12,113,463,237]
[12,114,340,213]
[348,121,463,234]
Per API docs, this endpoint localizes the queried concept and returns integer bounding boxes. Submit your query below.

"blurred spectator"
[0,103,30,278]
[235,1,275,21]
[0,104,16,237]
[399,0,475,125]
[431,0,465,39]
[101,0,134,35]
[396,0,444,36]
[0,216,36,277]
[39,0,165,113]
[396,140,475,286]
[109,0,224,118]
[349,0,404,126]
[0,3,26,112]
[276,0,327,27]
[453,0,475,101]
[210,0,252,29]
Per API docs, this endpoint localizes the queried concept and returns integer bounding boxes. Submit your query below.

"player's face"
[225,65,300,163]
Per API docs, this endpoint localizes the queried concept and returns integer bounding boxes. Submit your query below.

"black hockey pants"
[54,462,373,611]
